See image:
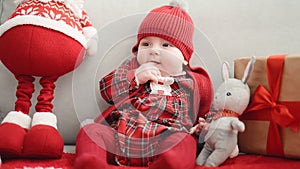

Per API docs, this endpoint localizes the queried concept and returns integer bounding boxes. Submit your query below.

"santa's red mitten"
[0,111,31,158]
[23,112,64,159]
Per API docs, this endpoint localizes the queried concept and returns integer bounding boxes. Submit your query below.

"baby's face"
[136,36,185,76]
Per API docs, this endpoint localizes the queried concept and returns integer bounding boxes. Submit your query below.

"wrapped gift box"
[234,54,300,159]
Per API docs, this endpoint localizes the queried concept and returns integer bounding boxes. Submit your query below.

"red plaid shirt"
[97,57,198,166]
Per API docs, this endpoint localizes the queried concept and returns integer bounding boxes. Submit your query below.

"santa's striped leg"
[23,76,63,159]
[0,75,34,158]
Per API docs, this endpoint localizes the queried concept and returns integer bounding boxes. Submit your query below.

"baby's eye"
[141,42,150,46]
[162,43,173,47]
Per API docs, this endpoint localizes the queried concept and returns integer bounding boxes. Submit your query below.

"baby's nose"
[149,48,160,55]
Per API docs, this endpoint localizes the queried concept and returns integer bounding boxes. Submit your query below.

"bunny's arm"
[231,118,245,132]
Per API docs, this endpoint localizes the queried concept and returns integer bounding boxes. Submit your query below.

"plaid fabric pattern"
[99,57,195,166]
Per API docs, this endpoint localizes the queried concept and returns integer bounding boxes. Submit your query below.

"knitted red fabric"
[132,5,194,62]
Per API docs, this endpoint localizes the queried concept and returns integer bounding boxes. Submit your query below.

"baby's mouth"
[149,61,160,65]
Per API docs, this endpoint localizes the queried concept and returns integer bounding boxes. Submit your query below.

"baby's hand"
[157,76,174,85]
[135,62,161,85]
[189,117,206,136]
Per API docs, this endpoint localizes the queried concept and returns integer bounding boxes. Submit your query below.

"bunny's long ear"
[242,56,256,84]
[222,61,231,81]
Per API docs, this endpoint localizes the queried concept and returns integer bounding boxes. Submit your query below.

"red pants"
[75,123,197,169]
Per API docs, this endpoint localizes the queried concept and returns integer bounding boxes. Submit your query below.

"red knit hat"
[132,1,194,64]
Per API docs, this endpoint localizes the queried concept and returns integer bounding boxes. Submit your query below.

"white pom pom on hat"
[169,0,189,12]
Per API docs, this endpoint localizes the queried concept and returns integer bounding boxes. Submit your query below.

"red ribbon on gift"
[241,54,298,157]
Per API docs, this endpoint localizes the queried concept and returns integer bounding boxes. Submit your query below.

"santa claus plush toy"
[0,0,98,159]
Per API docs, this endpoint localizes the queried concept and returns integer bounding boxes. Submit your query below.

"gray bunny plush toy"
[196,56,256,167]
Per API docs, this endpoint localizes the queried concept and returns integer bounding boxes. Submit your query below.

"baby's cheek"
[136,51,147,64]
[165,62,183,74]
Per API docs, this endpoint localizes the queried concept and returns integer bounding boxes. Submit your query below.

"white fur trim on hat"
[1,111,31,129]
[0,15,87,48]
[31,112,58,129]
[83,26,98,56]
[64,0,84,18]
[82,26,98,41]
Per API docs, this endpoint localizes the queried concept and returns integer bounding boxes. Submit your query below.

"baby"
[75,1,213,169]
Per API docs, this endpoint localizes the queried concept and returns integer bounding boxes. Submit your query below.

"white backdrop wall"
[85,0,300,60]
[0,0,299,144]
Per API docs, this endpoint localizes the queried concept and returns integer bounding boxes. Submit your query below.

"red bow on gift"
[246,85,297,131]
